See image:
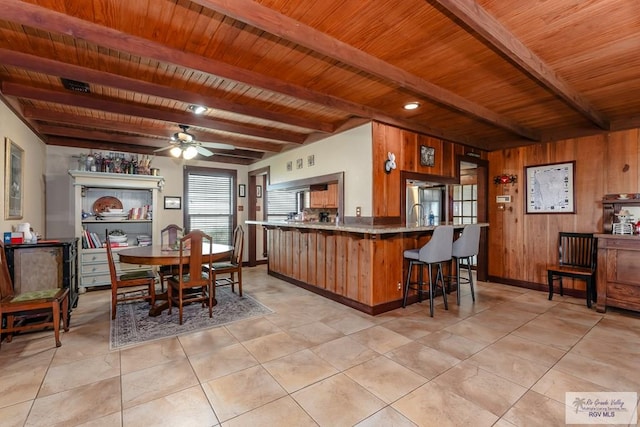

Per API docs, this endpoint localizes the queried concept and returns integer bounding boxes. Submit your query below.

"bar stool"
[451,224,481,305]
[402,225,454,317]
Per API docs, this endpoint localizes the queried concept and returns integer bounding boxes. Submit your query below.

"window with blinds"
[184,167,236,245]
[267,189,298,221]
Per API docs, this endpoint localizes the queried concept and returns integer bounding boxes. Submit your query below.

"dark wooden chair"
[0,242,69,348]
[106,233,156,320]
[547,232,597,308]
[158,224,184,291]
[204,225,244,296]
[167,230,214,324]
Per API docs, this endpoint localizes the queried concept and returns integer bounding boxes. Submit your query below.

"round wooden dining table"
[118,243,233,316]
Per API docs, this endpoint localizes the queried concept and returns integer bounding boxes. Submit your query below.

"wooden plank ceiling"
[1,0,639,165]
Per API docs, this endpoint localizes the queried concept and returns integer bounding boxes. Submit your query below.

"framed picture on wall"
[5,138,24,220]
[420,145,435,167]
[256,185,262,198]
[238,184,246,198]
[164,196,181,210]
[525,161,575,214]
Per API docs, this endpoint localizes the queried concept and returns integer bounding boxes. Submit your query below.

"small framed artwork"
[256,185,262,198]
[296,158,303,169]
[5,138,24,220]
[420,145,435,167]
[307,154,315,167]
[238,184,246,198]
[286,161,293,172]
[525,161,575,214]
[164,196,181,210]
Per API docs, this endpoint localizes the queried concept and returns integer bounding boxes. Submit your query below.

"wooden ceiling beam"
[38,124,166,146]
[23,107,283,153]
[0,48,334,134]
[2,82,305,143]
[430,0,610,130]
[46,136,255,165]
[39,124,265,159]
[1,0,477,147]
[194,0,540,141]
[45,136,159,155]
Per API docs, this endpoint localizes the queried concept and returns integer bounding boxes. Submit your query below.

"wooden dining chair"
[203,225,244,296]
[106,232,156,320]
[167,230,214,324]
[158,224,184,291]
[0,242,70,348]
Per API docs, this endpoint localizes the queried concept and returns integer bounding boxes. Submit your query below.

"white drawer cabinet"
[69,171,163,290]
[80,247,153,288]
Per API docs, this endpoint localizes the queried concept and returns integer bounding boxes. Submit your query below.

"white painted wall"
[0,100,47,237]
[250,123,373,217]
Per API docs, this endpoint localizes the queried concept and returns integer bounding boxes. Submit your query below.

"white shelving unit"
[69,171,164,289]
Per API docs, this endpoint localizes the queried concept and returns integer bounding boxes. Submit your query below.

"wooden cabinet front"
[266,226,409,314]
[326,183,338,208]
[596,234,640,313]
[309,189,327,208]
[309,183,338,209]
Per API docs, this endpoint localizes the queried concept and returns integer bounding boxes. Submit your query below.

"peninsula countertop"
[245,220,488,235]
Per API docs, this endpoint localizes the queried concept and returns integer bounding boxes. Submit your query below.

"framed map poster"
[525,161,575,214]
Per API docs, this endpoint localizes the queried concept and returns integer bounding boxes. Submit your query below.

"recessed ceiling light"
[188,104,208,114]
[403,102,420,110]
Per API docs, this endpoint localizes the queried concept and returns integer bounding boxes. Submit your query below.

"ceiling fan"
[155,125,234,159]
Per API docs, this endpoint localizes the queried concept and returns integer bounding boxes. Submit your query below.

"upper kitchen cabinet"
[309,183,338,209]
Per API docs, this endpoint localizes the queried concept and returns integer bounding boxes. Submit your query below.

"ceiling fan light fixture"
[169,146,183,158]
[183,146,198,159]
[403,102,420,110]
[188,104,208,115]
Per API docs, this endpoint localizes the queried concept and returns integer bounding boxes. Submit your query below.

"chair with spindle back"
[167,230,214,325]
[106,231,156,319]
[547,232,597,308]
[158,224,184,291]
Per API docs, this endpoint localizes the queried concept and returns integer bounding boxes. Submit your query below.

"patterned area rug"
[110,287,273,350]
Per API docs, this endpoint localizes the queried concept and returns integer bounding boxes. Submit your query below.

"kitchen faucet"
[410,203,423,226]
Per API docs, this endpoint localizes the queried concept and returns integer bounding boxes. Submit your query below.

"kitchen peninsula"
[246,220,487,315]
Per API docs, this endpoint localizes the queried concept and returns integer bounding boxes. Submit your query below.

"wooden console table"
[595,234,640,313]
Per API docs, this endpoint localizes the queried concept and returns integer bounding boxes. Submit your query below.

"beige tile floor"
[1,265,639,427]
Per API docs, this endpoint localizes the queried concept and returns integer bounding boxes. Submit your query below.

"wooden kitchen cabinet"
[325,183,338,208]
[309,183,338,208]
[310,188,327,208]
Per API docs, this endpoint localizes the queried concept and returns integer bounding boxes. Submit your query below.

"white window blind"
[267,189,298,221]
[185,168,235,245]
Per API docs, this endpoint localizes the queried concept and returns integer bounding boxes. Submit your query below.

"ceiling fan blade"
[200,141,235,150]
[195,146,214,157]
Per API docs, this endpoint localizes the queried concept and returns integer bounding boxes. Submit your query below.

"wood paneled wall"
[371,121,481,222]
[488,129,640,293]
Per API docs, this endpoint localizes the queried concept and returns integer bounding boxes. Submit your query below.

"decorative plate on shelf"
[93,196,123,214]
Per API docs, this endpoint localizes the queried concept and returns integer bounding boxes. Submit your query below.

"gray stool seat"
[402,225,454,317]
[450,224,481,305]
